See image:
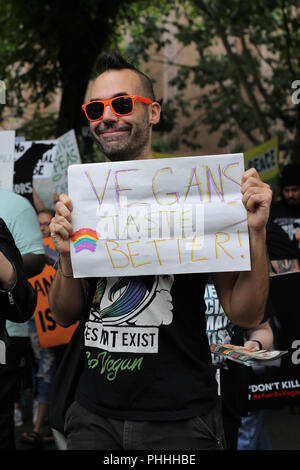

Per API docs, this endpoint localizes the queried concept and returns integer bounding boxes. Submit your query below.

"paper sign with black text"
[52,129,81,197]
[244,136,279,189]
[14,140,57,204]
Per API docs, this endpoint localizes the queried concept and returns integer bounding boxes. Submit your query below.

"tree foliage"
[2,0,300,162]
[127,0,300,161]
[0,0,159,142]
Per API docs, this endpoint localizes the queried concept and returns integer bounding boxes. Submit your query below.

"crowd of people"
[0,51,299,451]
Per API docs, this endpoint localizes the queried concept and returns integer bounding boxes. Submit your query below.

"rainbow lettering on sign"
[72,228,100,253]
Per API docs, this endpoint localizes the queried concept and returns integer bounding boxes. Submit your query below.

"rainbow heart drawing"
[71,228,100,253]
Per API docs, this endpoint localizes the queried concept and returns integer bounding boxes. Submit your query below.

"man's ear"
[149,102,161,125]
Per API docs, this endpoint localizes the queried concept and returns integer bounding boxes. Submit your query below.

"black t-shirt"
[266,220,299,261]
[269,200,300,253]
[75,272,218,421]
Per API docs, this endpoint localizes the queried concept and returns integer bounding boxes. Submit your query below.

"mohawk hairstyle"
[96,51,156,101]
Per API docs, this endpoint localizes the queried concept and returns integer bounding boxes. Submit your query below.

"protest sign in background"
[52,129,81,198]
[244,136,279,189]
[13,130,81,208]
[14,140,57,206]
[30,237,78,348]
[247,272,300,410]
[0,130,15,191]
[68,154,250,278]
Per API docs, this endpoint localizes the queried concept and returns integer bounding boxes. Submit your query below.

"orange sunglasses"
[82,95,153,122]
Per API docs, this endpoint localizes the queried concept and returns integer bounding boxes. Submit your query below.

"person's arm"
[48,194,85,327]
[9,203,46,278]
[32,188,45,212]
[244,321,274,351]
[0,251,16,289]
[0,224,37,323]
[22,253,45,278]
[270,258,299,274]
[213,168,272,329]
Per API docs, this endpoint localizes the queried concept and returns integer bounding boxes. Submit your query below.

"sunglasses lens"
[112,97,133,115]
[85,101,104,120]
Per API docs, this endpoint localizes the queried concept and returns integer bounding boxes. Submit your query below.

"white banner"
[14,139,57,179]
[52,129,81,197]
[13,130,81,208]
[14,139,57,205]
[0,130,15,191]
[68,154,250,277]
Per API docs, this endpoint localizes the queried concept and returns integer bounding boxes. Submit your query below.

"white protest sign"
[52,129,81,197]
[14,140,57,179]
[31,141,57,208]
[14,140,57,205]
[0,130,15,191]
[13,131,81,207]
[68,154,250,278]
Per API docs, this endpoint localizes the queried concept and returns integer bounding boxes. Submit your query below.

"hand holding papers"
[210,343,287,366]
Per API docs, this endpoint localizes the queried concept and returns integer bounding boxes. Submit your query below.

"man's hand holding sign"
[241,167,272,232]
[213,166,272,329]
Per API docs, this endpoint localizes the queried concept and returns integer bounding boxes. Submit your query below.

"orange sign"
[29,237,78,348]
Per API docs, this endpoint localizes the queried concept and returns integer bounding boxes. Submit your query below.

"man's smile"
[95,125,131,139]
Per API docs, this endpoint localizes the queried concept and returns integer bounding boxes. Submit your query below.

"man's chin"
[286,199,300,207]
[105,152,131,162]
[100,144,132,162]
[93,138,128,161]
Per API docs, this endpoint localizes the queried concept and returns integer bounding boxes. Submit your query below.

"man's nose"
[102,104,118,122]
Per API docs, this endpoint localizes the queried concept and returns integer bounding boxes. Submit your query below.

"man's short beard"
[91,128,132,162]
[91,112,151,162]
[285,198,300,206]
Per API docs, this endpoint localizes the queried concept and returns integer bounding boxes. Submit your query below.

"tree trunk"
[56,65,93,138]
[55,2,118,147]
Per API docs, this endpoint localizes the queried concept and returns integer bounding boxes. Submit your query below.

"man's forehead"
[38,213,51,221]
[91,69,141,100]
